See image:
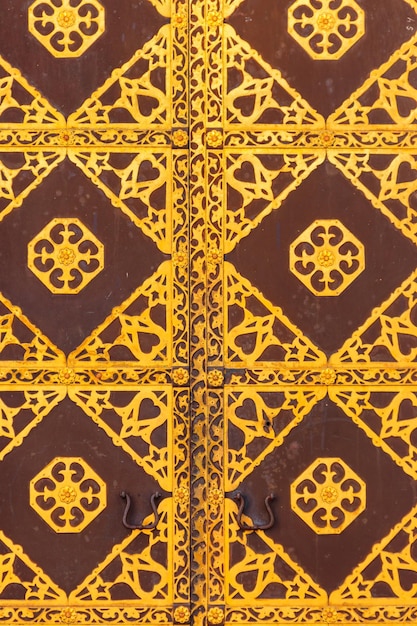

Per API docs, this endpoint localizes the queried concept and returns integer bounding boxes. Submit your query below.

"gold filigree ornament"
[208,369,224,388]
[207,246,222,266]
[321,607,340,623]
[288,0,365,60]
[174,486,190,507]
[208,607,225,624]
[59,129,75,145]
[290,219,364,296]
[291,457,366,534]
[207,10,223,29]
[173,248,188,269]
[172,12,187,30]
[58,367,76,385]
[30,457,106,533]
[28,0,105,58]
[319,130,335,147]
[172,368,190,386]
[174,607,191,624]
[59,608,78,625]
[28,218,104,294]
[208,488,224,509]
[172,129,188,147]
[206,130,223,148]
[320,367,337,385]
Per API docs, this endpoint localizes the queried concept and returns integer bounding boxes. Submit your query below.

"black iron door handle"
[234,492,276,531]
[120,491,162,530]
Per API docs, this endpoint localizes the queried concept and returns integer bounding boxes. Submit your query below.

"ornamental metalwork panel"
[200,0,417,625]
[4,1,417,626]
[0,1,189,625]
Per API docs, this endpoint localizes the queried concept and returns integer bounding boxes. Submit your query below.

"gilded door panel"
[0,1,189,625]
[199,0,417,624]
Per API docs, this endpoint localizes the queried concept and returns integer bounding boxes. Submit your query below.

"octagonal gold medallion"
[288,0,365,60]
[289,219,364,296]
[28,218,104,294]
[30,457,106,533]
[291,457,366,534]
[28,0,105,58]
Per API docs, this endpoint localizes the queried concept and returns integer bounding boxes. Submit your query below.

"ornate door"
[1,1,417,626]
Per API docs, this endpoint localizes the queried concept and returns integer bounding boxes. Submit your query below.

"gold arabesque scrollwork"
[28,0,105,58]
[291,458,366,534]
[290,219,365,296]
[288,0,365,60]
[28,218,104,294]
[30,457,106,533]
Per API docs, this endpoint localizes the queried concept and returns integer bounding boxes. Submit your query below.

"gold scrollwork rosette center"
[291,457,366,534]
[28,0,105,58]
[28,218,104,295]
[30,457,107,533]
[290,219,365,296]
[59,608,78,625]
[174,607,191,624]
[288,0,365,60]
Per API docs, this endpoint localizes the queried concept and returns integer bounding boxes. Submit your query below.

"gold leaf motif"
[227,500,326,603]
[225,152,324,252]
[69,150,170,252]
[291,458,366,534]
[0,531,65,601]
[70,387,171,490]
[71,501,171,602]
[174,606,191,623]
[331,503,417,603]
[226,387,326,490]
[172,368,190,386]
[208,369,224,388]
[207,11,223,29]
[208,607,224,624]
[30,457,107,533]
[332,269,417,366]
[288,0,365,60]
[207,130,223,148]
[208,488,224,509]
[59,608,78,624]
[28,218,104,295]
[329,38,417,127]
[320,368,337,385]
[28,0,105,58]
[290,220,365,296]
[69,26,170,127]
[225,27,324,127]
[330,387,417,480]
[174,486,190,506]
[226,264,326,367]
[172,129,188,146]
[69,262,170,366]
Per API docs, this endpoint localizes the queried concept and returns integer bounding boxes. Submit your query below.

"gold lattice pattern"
[291,457,366,534]
[30,457,106,533]
[287,0,365,60]
[28,0,105,58]
[28,218,104,294]
[290,219,365,296]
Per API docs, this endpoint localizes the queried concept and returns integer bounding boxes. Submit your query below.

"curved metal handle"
[234,492,275,531]
[120,491,161,530]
